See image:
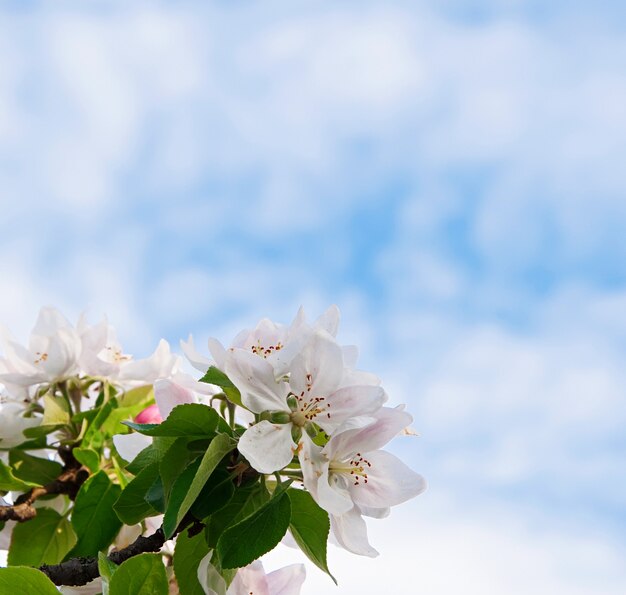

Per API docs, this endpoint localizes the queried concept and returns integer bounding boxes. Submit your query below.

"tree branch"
[0,447,89,522]
[40,528,167,586]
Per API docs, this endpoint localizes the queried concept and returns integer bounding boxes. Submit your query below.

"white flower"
[0,401,41,448]
[198,555,305,595]
[0,307,81,388]
[181,305,340,378]
[300,407,426,557]
[226,330,386,474]
[77,315,133,379]
[117,339,179,386]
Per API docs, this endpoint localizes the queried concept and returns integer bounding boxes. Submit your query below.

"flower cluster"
[0,305,425,594]
[183,305,426,557]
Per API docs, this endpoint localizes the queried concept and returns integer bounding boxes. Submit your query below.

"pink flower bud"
[135,404,162,424]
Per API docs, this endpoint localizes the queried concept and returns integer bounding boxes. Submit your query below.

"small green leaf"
[73,447,100,473]
[173,530,210,595]
[199,366,236,388]
[288,488,336,583]
[8,508,76,566]
[42,393,71,425]
[164,433,235,538]
[216,489,291,569]
[109,553,168,595]
[9,451,63,485]
[0,459,37,491]
[114,463,160,525]
[0,567,60,594]
[124,404,219,437]
[66,470,122,558]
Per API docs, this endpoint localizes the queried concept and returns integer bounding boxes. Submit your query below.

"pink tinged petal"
[206,337,228,369]
[135,404,162,424]
[331,508,379,558]
[113,433,151,462]
[266,564,306,595]
[224,349,289,414]
[228,561,269,595]
[238,421,296,474]
[314,305,340,337]
[317,467,354,516]
[289,331,343,398]
[317,385,386,434]
[180,335,213,373]
[328,407,413,458]
[349,450,426,509]
[154,378,196,419]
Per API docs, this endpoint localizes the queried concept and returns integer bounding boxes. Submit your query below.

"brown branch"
[0,447,89,522]
[40,528,167,586]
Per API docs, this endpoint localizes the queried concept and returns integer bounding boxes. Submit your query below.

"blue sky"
[0,1,625,593]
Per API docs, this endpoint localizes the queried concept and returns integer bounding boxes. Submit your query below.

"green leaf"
[73,447,100,473]
[66,470,122,558]
[205,483,270,548]
[199,367,243,408]
[0,459,37,491]
[288,488,336,583]
[173,530,210,595]
[8,508,76,566]
[162,458,201,539]
[119,385,154,407]
[164,433,235,538]
[114,463,160,525]
[216,489,291,569]
[109,553,168,595]
[190,468,235,520]
[146,476,166,513]
[9,451,63,485]
[22,424,63,441]
[99,551,119,595]
[0,567,60,594]
[199,366,236,388]
[160,438,194,499]
[124,404,219,437]
[42,393,71,425]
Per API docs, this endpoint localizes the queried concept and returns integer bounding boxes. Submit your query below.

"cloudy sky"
[1,1,625,593]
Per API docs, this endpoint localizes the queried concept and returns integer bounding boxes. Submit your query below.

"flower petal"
[326,407,413,459]
[314,305,340,336]
[331,508,379,558]
[238,421,296,474]
[289,331,343,398]
[228,561,269,595]
[198,552,227,595]
[318,385,386,434]
[180,334,213,373]
[225,349,289,414]
[113,432,151,463]
[154,378,196,419]
[266,564,306,595]
[348,450,427,509]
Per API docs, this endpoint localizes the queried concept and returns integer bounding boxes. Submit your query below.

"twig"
[0,447,89,522]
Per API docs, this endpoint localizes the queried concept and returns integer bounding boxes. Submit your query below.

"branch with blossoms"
[0,306,426,594]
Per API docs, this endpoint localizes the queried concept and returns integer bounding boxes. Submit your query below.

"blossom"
[226,329,386,474]
[300,407,426,557]
[0,307,81,389]
[198,556,305,595]
[77,315,133,379]
[181,305,340,378]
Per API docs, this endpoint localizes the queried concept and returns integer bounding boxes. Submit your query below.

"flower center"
[330,452,372,486]
[33,351,48,365]
[250,340,283,358]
